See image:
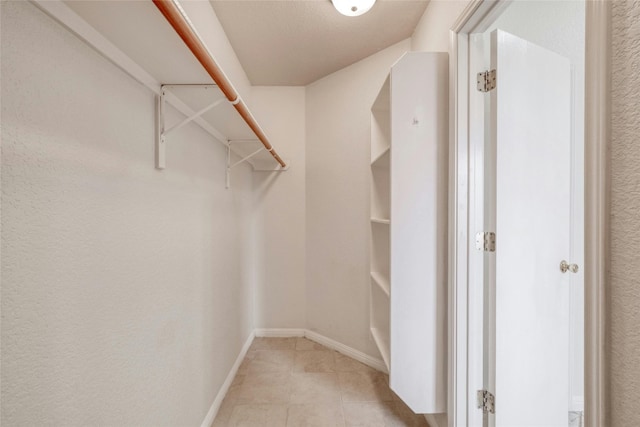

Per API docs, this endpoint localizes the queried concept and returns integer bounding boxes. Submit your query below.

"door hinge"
[477,69,497,92]
[477,390,495,414]
[476,232,496,252]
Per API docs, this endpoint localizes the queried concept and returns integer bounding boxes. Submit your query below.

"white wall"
[412,0,470,52]
[181,1,308,331]
[610,1,640,425]
[251,86,307,329]
[1,2,254,424]
[305,39,412,357]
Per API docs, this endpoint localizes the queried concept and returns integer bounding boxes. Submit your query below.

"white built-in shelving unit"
[369,52,448,415]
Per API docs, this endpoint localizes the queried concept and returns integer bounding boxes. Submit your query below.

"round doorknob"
[560,260,579,274]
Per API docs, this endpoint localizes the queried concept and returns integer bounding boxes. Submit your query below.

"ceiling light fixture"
[331,0,376,17]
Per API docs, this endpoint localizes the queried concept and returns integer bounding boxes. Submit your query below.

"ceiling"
[209,0,430,86]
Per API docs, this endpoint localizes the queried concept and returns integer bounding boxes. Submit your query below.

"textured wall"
[411,0,470,52]
[1,2,254,425]
[305,39,411,357]
[610,1,640,425]
[251,86,307,329]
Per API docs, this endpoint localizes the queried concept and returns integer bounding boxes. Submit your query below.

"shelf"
[371,147,390,169]
[370,272,390,297]
[48,0,288,174]
[370,327,391,371]
[371,217,390,225]
[368,52,449,413]
[371,166,390,220]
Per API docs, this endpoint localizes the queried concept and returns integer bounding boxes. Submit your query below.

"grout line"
[304,330,388,373]
[206,330,389,426]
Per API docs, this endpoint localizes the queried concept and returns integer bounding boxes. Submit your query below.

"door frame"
[447,1,610,426]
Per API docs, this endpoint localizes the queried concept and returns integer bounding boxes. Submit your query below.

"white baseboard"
[254,328,305,337]
[253,328,387,373]
[304,330,388,373]
[254,328,387,373]
[200,330,255,427]
[201,328,389,426]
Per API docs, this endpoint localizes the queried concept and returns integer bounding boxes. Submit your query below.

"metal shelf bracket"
[156,86,290,188]
[156,84,227,169]
[225,140,289,189]
[226,142,265,189]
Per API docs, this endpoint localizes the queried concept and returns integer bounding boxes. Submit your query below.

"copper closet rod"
[152,0,287,168]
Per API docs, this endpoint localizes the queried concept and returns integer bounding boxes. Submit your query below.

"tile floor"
[212,337,429,427]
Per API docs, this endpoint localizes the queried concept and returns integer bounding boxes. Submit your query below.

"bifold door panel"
[369,52,448,415]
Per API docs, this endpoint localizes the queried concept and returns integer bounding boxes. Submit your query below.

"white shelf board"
[370,327,391,371]
[371,217,390,225]
[370,272,390,297]
[371,147,390,169]
[58,0,284,172]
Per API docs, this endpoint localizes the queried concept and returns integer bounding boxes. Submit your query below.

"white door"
[487,30,572,426]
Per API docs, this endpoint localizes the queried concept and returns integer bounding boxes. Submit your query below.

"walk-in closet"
[2,0,625,426]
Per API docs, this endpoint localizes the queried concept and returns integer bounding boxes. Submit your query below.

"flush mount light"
[332,0,376,17]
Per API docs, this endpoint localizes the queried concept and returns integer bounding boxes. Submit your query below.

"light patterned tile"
[251,337,297,351]
[289,372,341,404]
[211,399,236,426]
[246,350,296,374]
[295,338,330,351]
[237,358,252,375]
[237,372,291,404]
[227,339,419,427]
[243,371,290,387]
[286,403,345,427]
[236,384,291,405]
[245,348,259,358]
[334,352,380,374]
[293,350,336,373]
[224,375,245,403]
[383,401,429,427]
[569,411,584,427]
[390,388,403,402]
[227,404,288,426]
[338,372,394,402]
[342,402,387,426]
[232,374,246,386]
[344,400,427,427]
